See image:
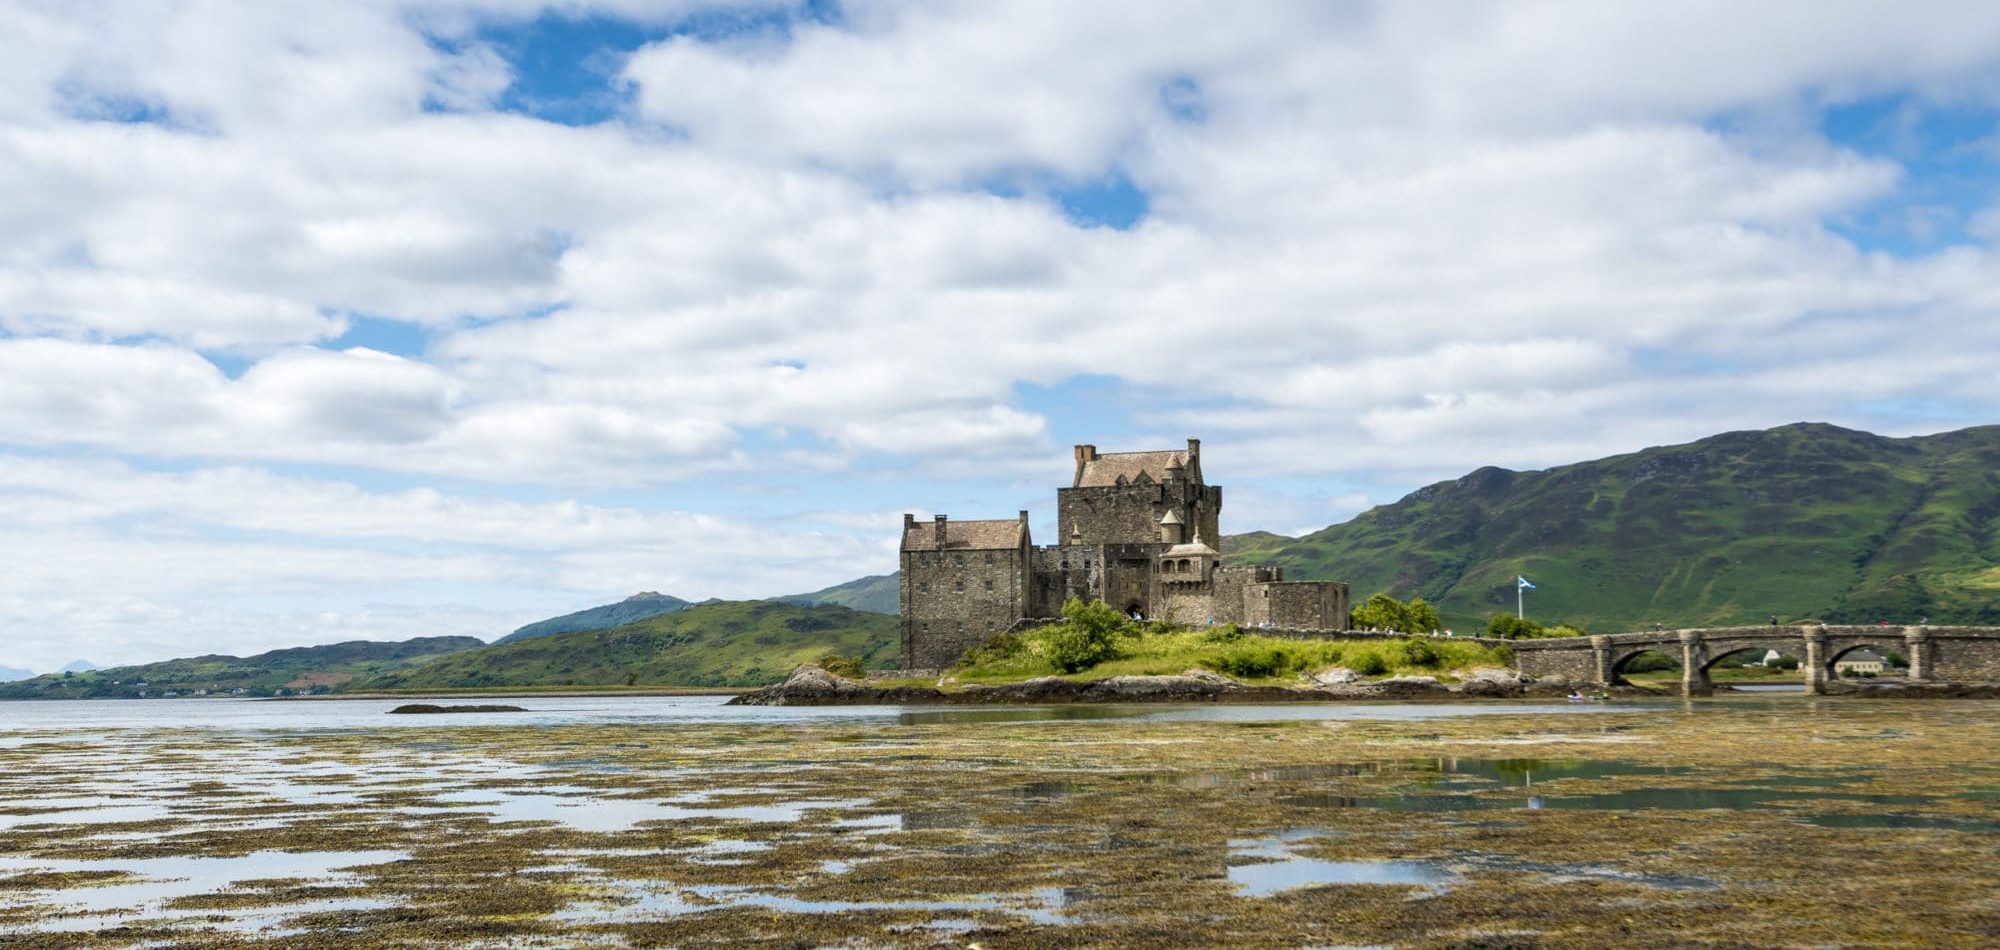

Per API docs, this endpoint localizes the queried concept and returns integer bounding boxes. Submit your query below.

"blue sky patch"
[334,315,431,360]
[464,3,844,126]
[1053,172,1149,230]
[1819,93,2000,254]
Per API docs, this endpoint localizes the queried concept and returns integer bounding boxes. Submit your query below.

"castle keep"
[900,439,1350,669]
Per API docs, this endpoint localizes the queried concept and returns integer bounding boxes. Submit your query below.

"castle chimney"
[933,514,947,546]
[1186,438,1200,459]
[1072,444,1097,488]
[903,513,915,529]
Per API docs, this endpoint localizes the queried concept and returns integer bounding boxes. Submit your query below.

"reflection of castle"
[899,439,1350,670]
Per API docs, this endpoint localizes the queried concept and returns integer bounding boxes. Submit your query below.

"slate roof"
[901,519,1028,552]
[1075,450,1187,488]
[1837,649,1885,663]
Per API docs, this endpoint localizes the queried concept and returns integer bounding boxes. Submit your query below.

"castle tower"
[1057,438,1222,547]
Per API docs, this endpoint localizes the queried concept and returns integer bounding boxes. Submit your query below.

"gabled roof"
[901,519,1029,552]
[1838,649,1885,663]
[1076,450,1187,488]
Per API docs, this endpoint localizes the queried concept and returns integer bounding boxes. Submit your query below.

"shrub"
[1043,624,1122,674]
[1349,593,1440,633]
[1486,615,1582,639]
[1401,637,1437,667]
[1041,598,1128,673]
[816,653,865,679]
[1350,652,1389,676]
[1201,623,1245,644]
[1202,643,1297,678]
[959,632,1024,667]
[1770,655,1800,671]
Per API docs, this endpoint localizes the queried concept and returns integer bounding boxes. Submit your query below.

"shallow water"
[1226,829,1455,896]
[0,694,1663,731]
[0,694,1994,947]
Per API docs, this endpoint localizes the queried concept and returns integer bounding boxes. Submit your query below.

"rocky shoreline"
[726,665,1631,706]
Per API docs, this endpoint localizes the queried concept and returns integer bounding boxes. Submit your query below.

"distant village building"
[899,439,1350,669]
[1835,649,1886,675]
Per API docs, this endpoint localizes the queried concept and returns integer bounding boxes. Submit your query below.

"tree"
[1349,593,1439,633]
[1486,614,1547,639]
[1044,598,1128,673]
[1404,598,1441,634]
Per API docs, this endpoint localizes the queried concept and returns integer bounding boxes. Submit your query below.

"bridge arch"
[1606,647,1679,685]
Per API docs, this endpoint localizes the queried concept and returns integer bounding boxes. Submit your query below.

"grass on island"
[881,599,1514,689]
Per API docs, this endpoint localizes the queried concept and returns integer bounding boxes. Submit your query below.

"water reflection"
[1226,829,1454,897]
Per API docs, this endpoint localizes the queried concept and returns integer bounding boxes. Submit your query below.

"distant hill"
[1224,423,2000,632]
[59,660,99,673]
[0,637,484,700]
[497,591,694,644]
[346,601,897,691]
[0,665,33,682]
[778,574,899,615]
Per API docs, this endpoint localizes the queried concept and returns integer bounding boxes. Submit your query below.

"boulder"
[1448,667,1527,697]
[728,664,943,706]
[1085,670,1240,701]
[1309,667,1361,686]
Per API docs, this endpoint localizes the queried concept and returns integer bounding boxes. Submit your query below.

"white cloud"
[0,454,892,668]
[2,1,2000,661]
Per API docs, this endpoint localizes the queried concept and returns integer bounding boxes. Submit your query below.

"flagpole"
[1517,582,1523,620]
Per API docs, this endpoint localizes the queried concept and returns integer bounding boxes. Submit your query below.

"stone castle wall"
[1250,581,1351,630]
[1056,483,1222,547]
[899,546,1030,670]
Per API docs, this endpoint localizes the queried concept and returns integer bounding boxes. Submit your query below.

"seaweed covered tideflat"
[0,695,1995,948]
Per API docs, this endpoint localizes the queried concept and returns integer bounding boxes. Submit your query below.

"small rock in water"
[387,703,527,715]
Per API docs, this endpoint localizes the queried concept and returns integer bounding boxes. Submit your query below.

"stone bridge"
[1510,625,2000,695]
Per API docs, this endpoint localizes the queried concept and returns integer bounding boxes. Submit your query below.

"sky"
[4,1,2000,671]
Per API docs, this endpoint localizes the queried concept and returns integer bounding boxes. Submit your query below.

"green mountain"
[778,574,900,615]
[497,591,694,643]
[346,601,898,690]
[1224,422,2000,632]
[0,637,483,700]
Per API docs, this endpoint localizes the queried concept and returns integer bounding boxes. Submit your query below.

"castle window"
[984,552,993,564]
[919,582,930,593]
[954,580,965,592]
[984,579,995,591]
[953,554,964,566]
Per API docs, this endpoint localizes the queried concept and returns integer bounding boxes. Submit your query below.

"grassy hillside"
[0,637,483,700]
[346,601,898,691]
[1224,423,2000,632]
[778,574,900,615]
[497,591,694,643]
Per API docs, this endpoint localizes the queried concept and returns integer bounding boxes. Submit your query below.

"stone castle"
[900,439,1351,669]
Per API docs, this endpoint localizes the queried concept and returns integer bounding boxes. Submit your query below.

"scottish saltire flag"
[1517,576,1536,590]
